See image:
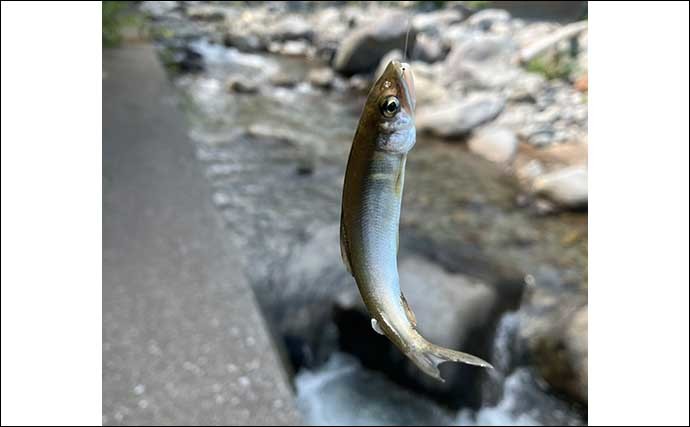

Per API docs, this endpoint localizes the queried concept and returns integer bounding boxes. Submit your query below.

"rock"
[518,267,588,404]
[526,129,555,147]
[348,74,371,92]
[271,15,314,41]
[398,256,497,349]
[279,40,310,57]
[448,34,516,64]
[269,72,301,88]
[271,223,355,354]
[226,75,259,94]
[412,34,448,63]
[334,255,499,397]
[413,72,448,106]
[441,23,473,47]
[504,72,545,102]
[417,94,506,138]
[467,8,511,32]
[311,7,349,49]
[468,127,518,164]
[412,9,465,36]
[374,49,402,81]
[443,35,519,90]
[333,12,416,75]
[308,67,335,89]
[223,32,267,53]
[140,1,179,19]
[186,4,226,21]
[532,166,588,208]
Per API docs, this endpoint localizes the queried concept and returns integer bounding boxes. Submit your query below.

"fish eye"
[380,96,400,118]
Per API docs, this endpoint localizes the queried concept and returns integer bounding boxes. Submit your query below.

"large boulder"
[443,34,519,90]
[333,12,417,76]
[518,268,588,404]
[417,94,505,138]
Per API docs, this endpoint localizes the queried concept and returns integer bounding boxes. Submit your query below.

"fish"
[339,60,493,381]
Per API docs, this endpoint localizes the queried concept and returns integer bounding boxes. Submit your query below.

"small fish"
[340,61,493,381]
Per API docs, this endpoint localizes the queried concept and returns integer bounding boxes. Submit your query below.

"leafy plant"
[526,53,576,81]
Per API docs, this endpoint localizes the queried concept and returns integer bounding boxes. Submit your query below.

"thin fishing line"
[403,15,411,63]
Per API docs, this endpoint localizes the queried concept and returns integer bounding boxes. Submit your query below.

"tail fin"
[408,340,493,382]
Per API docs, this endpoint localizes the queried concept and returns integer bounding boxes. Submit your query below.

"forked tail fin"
[407,339,493,382]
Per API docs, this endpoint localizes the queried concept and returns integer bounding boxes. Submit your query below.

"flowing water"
[159,38,587,425]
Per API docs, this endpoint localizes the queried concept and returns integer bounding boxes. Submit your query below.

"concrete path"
[103,45,301,426]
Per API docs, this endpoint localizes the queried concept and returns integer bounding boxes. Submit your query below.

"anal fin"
[371,318,385,335]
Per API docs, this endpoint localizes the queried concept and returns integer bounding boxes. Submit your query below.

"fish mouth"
[397,61,416,114]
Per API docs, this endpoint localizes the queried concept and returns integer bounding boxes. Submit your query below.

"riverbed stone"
[333,11,416,75]
[468,126,518,164]
[417,94,506,138]
[532,165,588,208]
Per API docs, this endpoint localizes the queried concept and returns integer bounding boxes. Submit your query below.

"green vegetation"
[466,1,490,10]
[526,53,577,81]
[103,1,144,48]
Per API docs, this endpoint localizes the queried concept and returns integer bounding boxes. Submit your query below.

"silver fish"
[340,60,493,381]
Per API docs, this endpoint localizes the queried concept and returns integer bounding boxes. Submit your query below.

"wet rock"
[467,9,511,32]
[468,127,518,164]
[518,268,588,404]
[225,75,259,94]
[161,43,204,73]
[532,166,588,208]
[333,12,417,76]
[417,94,505,138]
[308,67,335,89]
[223,32,267,53]
[412,34,448,63]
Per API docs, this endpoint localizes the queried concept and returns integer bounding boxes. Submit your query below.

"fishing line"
[403,15,411,64]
